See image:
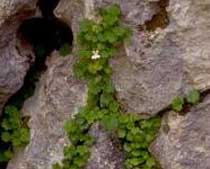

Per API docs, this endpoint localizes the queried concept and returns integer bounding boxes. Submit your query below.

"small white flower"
[91,50,101,60]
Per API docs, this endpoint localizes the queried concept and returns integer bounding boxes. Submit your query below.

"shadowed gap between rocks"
[0,0,73,168]
[144,0,169,31]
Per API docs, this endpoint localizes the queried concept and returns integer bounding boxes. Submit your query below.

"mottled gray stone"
[6,0,210,169]
[87,123,124,169]
[56,0,210,117]
[7,52,87,169]
[150,95,210,169]
[112,0,210,116]
[0,0,37,114]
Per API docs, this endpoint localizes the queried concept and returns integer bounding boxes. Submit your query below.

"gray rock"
[87,123,124,169]
[150,95,210,169]
[7,52,87,169]
[55,0,163,117]
[6,0,210,169]
[0,0,37,114]
[57,0,210,117]
[90,0,159,26]
[112,0,210,116]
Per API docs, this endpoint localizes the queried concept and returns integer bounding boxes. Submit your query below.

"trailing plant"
[171,89,201,112]
[0,106,30,162]
[54,5,161,169]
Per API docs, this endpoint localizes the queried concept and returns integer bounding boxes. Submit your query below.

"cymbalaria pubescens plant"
[0,106,30,162]
[53,5,161,169]
[171,89,200,112]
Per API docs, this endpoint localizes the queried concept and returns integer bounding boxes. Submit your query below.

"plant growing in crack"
[54,4,161,169]
[171,89,201,112]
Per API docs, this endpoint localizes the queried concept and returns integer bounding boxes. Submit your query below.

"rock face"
[0,0,37,114]
[87,123,124,169]
[2,0,210,169]
[56,0,210,117]
[151,95,210,169]
[7,52,87,169]
[112,0,210,116]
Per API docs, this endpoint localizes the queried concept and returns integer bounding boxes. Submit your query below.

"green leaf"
[145,157,156,168]
[3,150,13,160]
[1,132,11,142]
[171,96,184,112]
[19,128,30,144]
[109,101,120,113]
[117,129,126,138]
[0,151,9,162]
[59,43,72,57]
[128,158,145,166]
[107,5,121,17]
[102,115,118,131]
[186,89,200,104]
[52,163,62,169]
[79,19,95,33]
[88,62,103,74]
[123,143,132,153]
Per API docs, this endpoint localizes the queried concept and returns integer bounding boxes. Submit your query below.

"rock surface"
[7,52,124,169]
[7,52,87,169]
[151,95,210,169]
[87,123,124,169]
[0,0,37,114]
[56,0,210,117]
[2,0,210,169]
[112,0,210,116]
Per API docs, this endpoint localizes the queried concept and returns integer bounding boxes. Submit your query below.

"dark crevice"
[19,17,73,57]
[0,0,73,168]
[144,0,169,31]
[37,0,60,18]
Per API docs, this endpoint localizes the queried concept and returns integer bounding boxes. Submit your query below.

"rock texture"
[87,123,124,169]
[56,0,210,117]
[151,95,210,169]
[112,0,210,116]
[7,52,124,169]
[2,0,210,169]
[0,0,37,114]
[7,52,87,169]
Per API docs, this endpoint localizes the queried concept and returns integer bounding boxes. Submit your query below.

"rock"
[112,0,210,116]
[7,52,87,169]
[5,0,210,169]
[57,0,210,117]
[0,0,37,114]
[150,95,210,169]
[86,123,124,169]
[54,0,159,48]
[55,0,163,117]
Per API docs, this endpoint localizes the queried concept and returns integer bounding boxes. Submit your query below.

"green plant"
[0,106,30,162]
[59,43,72,57]
[54,4,161,169]
[186,89,200,104]
[171,96,184,112]
[117,114,161,169]
[171,89,201,112]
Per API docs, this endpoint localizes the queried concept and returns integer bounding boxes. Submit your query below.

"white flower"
[91,50,101,60]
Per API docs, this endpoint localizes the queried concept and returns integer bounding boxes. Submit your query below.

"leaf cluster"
[171,89,200,112]
[74,4,131,80]
[0,106,30,162]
